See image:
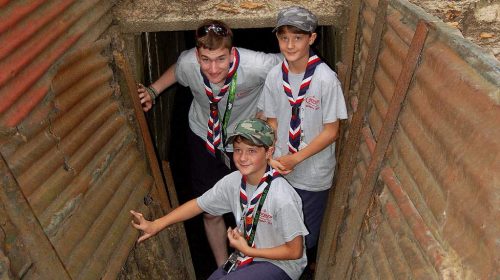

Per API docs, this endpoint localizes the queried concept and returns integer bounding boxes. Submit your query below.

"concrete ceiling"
[113,0,346,32]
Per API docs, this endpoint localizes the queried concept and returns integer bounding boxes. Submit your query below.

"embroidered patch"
[305,96,320,110]
[259,209,273,225]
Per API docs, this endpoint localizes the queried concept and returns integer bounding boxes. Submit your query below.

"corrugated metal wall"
[318,0,499,279]
[0,1,180,279]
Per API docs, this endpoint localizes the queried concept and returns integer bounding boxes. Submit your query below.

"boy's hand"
[130,210,159,243]
[227,227,249,254]
[137,83,153,112]
[276,154,300,172]
[269,158,292,175]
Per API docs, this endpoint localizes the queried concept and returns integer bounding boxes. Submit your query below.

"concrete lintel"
[113,0,345,32]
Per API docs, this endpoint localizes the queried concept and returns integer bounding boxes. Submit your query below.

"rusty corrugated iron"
[320,0,499,279]
[0,1,178,279]
[0,0,113,128]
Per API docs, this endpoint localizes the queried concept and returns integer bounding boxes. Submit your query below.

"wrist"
[146,85,159,105]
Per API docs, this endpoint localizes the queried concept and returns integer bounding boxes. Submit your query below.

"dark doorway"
[141,26,337,279]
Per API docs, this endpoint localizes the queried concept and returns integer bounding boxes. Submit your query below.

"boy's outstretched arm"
[227,228,303,260]
[277,121,339,171]
[130,198,203,243]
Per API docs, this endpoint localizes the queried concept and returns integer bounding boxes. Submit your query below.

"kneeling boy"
[130,119,308,280]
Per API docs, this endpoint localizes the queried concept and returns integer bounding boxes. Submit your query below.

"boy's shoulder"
[269,176,299,196]
[177,48,199,67]
[314,63,339,81]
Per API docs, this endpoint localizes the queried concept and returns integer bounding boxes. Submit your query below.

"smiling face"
[196,47,233,85]
[276,26,317,72]
[232,138,273,185]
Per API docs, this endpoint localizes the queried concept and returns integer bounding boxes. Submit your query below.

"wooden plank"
[331,20,429,279]
[340,0,363,97]
[162,160,180,208]
[0,153,71,279]
[316,0,390,278]
[113,51,171,213]
[162,160,196,280]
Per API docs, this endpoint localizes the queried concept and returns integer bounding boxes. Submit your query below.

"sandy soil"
[408,0,500,60]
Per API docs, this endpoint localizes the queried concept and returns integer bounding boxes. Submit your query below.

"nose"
[287,39,295,49]
[239,150,248,161]
[209,61,218,73]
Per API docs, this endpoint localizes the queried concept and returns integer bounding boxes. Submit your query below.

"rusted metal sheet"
[324,0,500,279]
[333,19,429,279]
[0,1,189,279]
[0,153,71,279]
[316,0,389,277]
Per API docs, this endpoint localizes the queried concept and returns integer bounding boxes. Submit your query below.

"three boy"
[137,20,282,266]
[133,5,347,277]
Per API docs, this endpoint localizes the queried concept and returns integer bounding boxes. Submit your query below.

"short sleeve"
[197,175,233,216]
[175,49,195,87]
[321,70,348,123]
[262,67,280,118]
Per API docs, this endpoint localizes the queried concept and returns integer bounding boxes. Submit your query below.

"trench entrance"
[141,26,339,279]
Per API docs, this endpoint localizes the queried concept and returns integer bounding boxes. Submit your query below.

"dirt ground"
[408,0,500,60]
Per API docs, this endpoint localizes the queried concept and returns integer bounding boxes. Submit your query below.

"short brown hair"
[195,20,233,50]
[232,135,270,151]
[276,25,312,36]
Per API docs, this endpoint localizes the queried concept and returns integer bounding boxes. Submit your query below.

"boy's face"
[232,140,273,182]
[276,28,317,65]
[196,47,234,85]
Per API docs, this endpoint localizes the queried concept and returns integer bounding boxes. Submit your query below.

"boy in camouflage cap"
[261,5,348,270]
[226,118,274,148]
[131,118,309,279]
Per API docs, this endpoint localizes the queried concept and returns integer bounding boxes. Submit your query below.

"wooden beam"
[0,154,71,279]
[113,51,172,213]
[340,0,363,97]
[316,0,389,278]
[331,20,429,279]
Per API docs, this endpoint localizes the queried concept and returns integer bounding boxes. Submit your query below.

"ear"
[195,48,201,64]
[230,47,235,61]
[309,32,318,45]
[266,146,275,159]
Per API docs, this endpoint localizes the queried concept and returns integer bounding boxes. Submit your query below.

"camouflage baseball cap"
[226,119,274,148]
[273,6,318,33]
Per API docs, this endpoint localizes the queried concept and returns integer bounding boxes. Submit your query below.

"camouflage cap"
[226,119,274,148]
[273,6,318,33]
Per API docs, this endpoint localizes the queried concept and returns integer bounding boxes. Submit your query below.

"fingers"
[280,169,292,175]
[136,83,152,112]
[130,210,154,243]
[137,233,151,243]
[130,210,143,220]
[271,159,291,175]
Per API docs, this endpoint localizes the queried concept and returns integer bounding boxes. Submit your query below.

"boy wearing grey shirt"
[131,119,308,280]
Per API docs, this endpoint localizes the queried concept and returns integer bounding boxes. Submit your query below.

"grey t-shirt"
[262,62,348,191]
[175,47,282,151]
[197,171,308,280]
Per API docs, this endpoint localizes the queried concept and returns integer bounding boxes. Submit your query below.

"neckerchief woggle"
[201,48,240,157]
[236,166,280,267]
[281,50,322,154]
